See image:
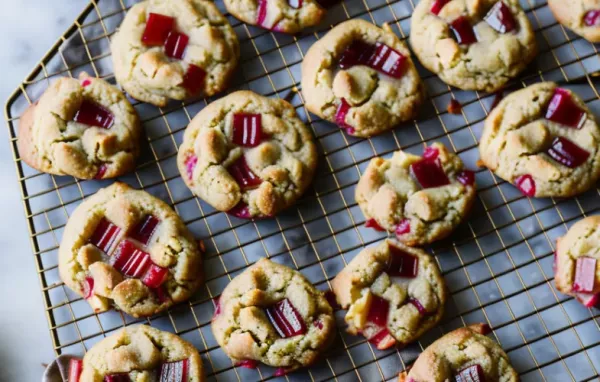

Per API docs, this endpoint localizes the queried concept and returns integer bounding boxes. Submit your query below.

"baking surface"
[4,0,600,381]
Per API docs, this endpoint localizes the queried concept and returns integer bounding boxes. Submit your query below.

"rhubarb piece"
[182,64,206,95]
[575,292,600,308]
[73,100,114,129]
[545,88,586,129]
[408,298,428,315]
[83,277,94,299]
[366,327,396,349]
[514,174,536,197]
[95,164,108,179]
[288,0,302,8]
[338,41,406,78]
[447,99,462,114]
[228,156,262,190]
[159,359,189,382]
[314,319,324,329]
[335,98,354,134]
[81,79,92,87]
[213,296,221,319]
[142,13,175,46]
[274,368,287,377]
[184,154,197,180]
[89,218,121,253]
[365,218,386,231]
[585,10,600,26]
[154,286,170,303]
[111,240,151,278]
[68,358,83,382]
[546,137,590,168]
[450,16,478,45]
[265,298,307,338]
[130,215,160,246]
[484,1,517,34]
[457,170,475,186]
[396,219,411,235]
[573,257,597,293]
[430,0,450,15]
[410,158,450,188]
[455,364,485,382]
[164,31,189,59]
[142,264,169,288]
[228,202,252,219]
[232,113,263,147]
[366,295,389,327]
[387,246,419,278]
[104,374,130,382]
[236,359,259,369]
[256,0,270,29]
[422,146,440,161]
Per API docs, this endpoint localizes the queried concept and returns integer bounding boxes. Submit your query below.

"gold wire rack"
[4,0,600,381]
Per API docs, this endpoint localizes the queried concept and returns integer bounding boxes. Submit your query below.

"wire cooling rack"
[4,0,600,381]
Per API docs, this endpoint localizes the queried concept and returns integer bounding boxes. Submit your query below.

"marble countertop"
[0,1,87,380]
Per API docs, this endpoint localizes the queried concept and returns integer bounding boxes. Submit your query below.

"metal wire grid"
[4,0,600,380]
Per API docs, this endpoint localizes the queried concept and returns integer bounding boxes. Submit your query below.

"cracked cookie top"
[224,0,326,34]
[79,325,204,381]
[17,74,140,180]
[555,215,600,308]
[479,82,600,198]
[177,90,318,219]
[211,258,336,372]
[331,240,447,350]
[111,0,240,107]
[301,19,426,138]
[356,142,476,246]
[398,324,518,382]
[58,182,203,318]
[410,0,537,92]
[549,0,600,43]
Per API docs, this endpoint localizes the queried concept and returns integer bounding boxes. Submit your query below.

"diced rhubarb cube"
[545,88,586,129]
[228,202,252,219]
[111,240,151,278]
[83,277,94,299]
[314,319,323,329]
[68,358,83,382]
[396,219,411,235]
[366,295,389,327]
[575,292,600,308]
[514,174,536,197]
[164,31,189,59]
[184,154,197,180]
[232,113,263,147]
[130,215,160,246]
[455,364,485,382]
[387,246,419,278]
[339,41,371,70]
[585,10,600,26]
[94,163,108,179]
[457,170,475,186]
[335,98,355,134]
[142,264,169,288]
[81,79,92,87]
[236,359,259,369]
[365,218,386,231]
[182,64,206,95]
[159,359,189,382]
[410,158,450,188]
[366,327,397,349]
[74,100,114,129]
[484,1,517,34]
[408,298,428,315]
[142,13,174,46]
[288,0,302,8]
[546,136,590,168]
[573,257,597,293]
[228,156,262,190]
[367,42,406,78]
[104,374,130,382]
[430,0,450,15]
[265,298,307,338]
[89,218,121,253]
[256,0,269,29]
[450,16,478,45]
[274,368,288,377]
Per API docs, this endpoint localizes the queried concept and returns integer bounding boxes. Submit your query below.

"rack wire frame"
[4,0,600,381]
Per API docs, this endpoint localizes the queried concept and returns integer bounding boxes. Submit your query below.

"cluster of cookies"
[21,0,600,381]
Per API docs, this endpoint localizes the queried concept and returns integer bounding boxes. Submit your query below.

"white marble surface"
[0,1,87,380]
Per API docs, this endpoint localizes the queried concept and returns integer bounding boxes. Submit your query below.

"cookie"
[548,0,600,43]
[410,0,537,92]
[356,142,476,246]
[479,82,600,198]
[301,19,426,138]
[224,0,326,34]
[74,325,204,381]
[555,215,600,308]
[211,258,335,373]
[111,0,240,107]
[177,90,317,219]
[17,73,140,179]
[331,239,447,350]
[398,324,518,382]
[58,182,203,318]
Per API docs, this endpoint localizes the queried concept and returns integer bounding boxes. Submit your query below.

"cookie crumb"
[447,99,462,114]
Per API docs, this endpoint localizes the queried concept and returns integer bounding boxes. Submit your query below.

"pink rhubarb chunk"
[104,375,130,382]
[142,13,174,46]
[396,219,411,236]
[164,31,189,59]
[142,264,169,288]
[364,326,396,349]
[450,16,478,45]
[338,41,406,78]
[484,1,517,34]
[274,368,288,377]
[365,218,386,232]
[410,152,450,189]
[83,277,94,299]
[387,246,419,278]
[159,359,189,382]
[514,174,536,197]
[575,292,600,308]
[408,298,428,315]
[73,100,114,129]
[228,156,262,190]
[185,154,197,180]
[232,113,263,147]
[130,215,160,246]
[236,359,259,369]
[545,88,586,129]
[95,164,108,179]
[573,257,597,293]
[266,298,307,338]
[182,64,206,95]
[367,295,389,327]
[585,10,600,26]
[68,358,83,382]
[457,170,475,186]
[335,98,355,134]
[228,202,252,219]
[546,136,590,168]
[212,296,221,319]
[89,218,121,253]
[256,0,271,29]
[430,0,450,15]
[455,364,485,382]
[112,240,152,278]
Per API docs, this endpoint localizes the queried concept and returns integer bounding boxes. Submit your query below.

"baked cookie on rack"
[548,0,600,43]
[211,258,336,374]
[356,142,476,246]
[18,73,140,180]
[301,19,426,138]
[410,0,537,92]
[111,0,240,107]
[554,215,600,308]
[331,239,447,350]
[479,82,600,198]
[398,324,518,382]
[58,182,203,318]
[66,325,204,381]
[224,0,326,34]
[177,90,317,219]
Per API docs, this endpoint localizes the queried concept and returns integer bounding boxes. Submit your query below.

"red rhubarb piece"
[365,218,386,232]
[546,136,590,168]
[455,364,485,382]
[575,292,600,308]
[573,257,597,293]
[104,374,130,382]
[274,368,287,377]
[339,40,371,69]
[111,240,151,278]
[410,158,450,188]
[408,298,428,315]
[68,358,83,382]
[81,79,92,87]
[89,218,121,253]
[142,13,174,46]
[484,1,516,33]
[83,277,94,299]
[74,100,114,129]
[585,10,600,26]
[265,298,307,338]
[164,31,189,59]
[457,170,475,186]
[450,16,478,45]
[514,174,536,197]
[212,296,221,319]
[130,215,160,246]
[338,41,406,78]
[184,154,197,180]
[142,264,169,288]
[159,359,189,382]
[545,88,586,129]
[387,246,418,278]
[314,319,323,329]
[335,98,354,134]
[422,146,440,160]
[228,202,252,219]
[430,0,450,15]
[94,164,108,179]
[236,359,259,369]
[182,64,206,95]
[396,219,411,235]
[232,113,263,147]
[288,0,302,8]
[367,295,389,327]
[229,156,262,190]
[256,0,271,29]
[366,327,396,349]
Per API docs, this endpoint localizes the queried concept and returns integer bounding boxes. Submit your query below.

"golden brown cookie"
[548,0,600,43]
